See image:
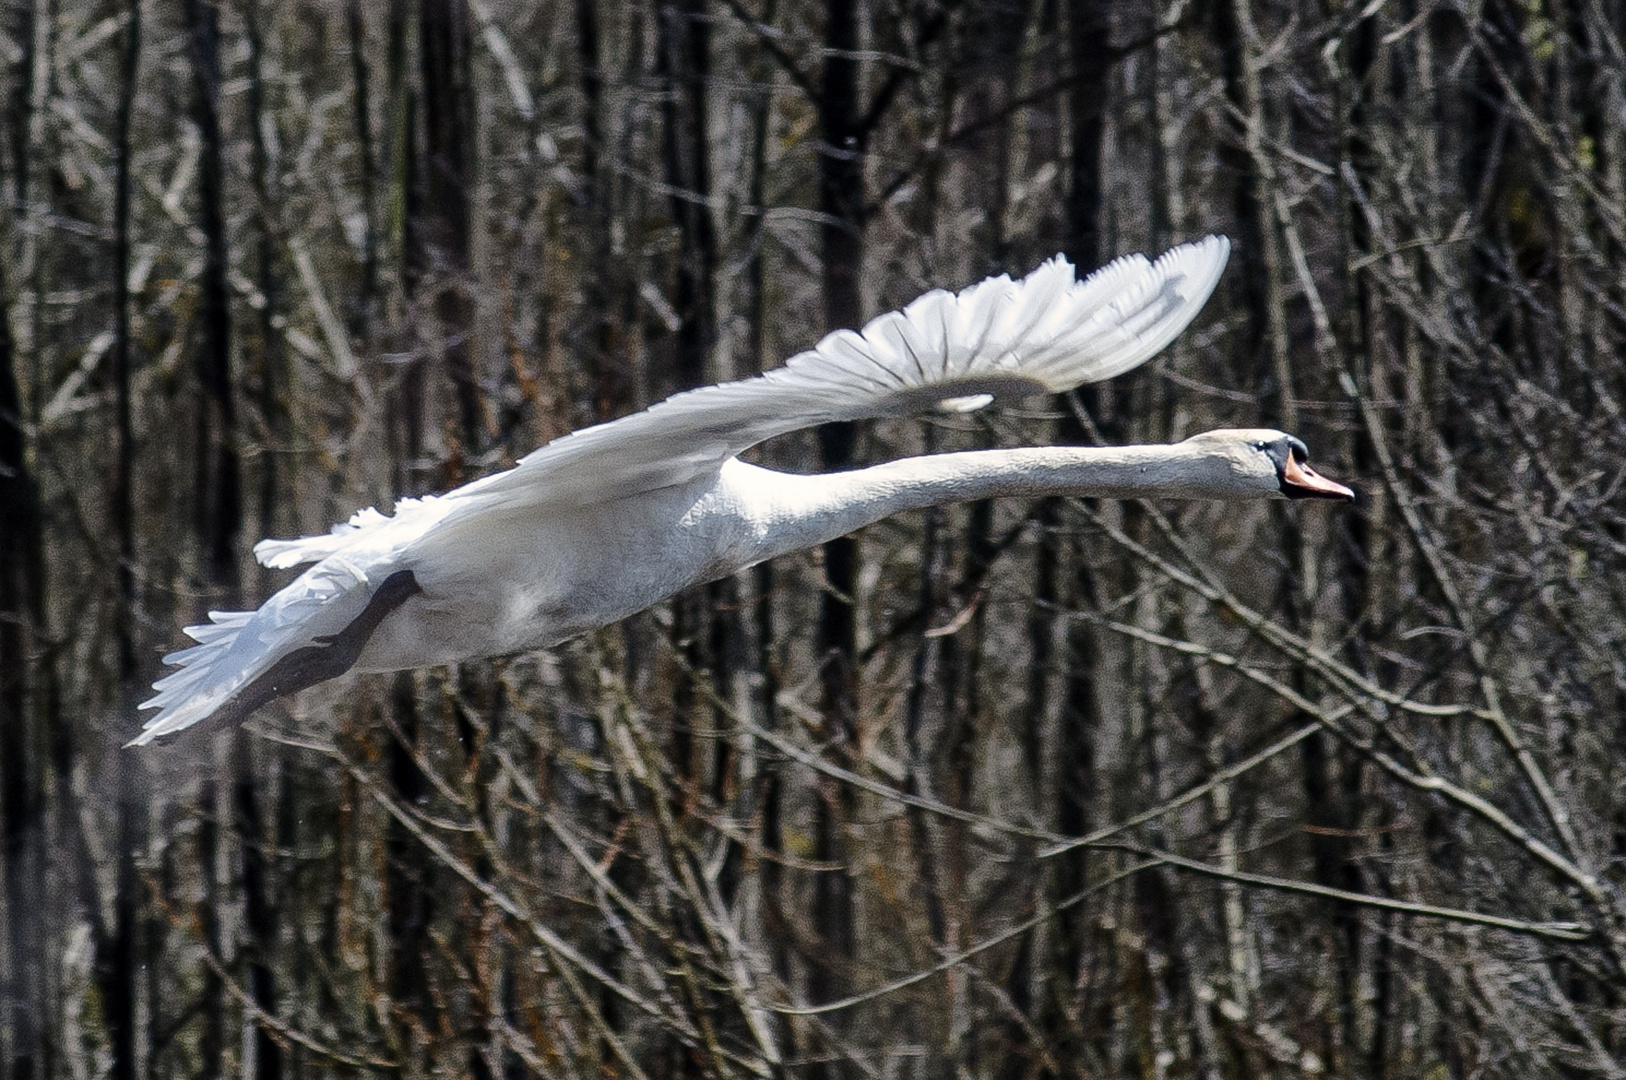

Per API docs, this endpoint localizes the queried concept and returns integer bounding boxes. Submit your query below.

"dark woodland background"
[2,0,1626,1076]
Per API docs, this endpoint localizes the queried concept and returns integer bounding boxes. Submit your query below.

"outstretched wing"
[255,237,1229,569]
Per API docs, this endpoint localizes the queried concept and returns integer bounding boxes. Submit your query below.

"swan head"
[1180,429,1355,501]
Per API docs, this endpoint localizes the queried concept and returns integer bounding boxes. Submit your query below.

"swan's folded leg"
[183,569,422,736]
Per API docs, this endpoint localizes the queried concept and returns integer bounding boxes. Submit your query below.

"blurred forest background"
[2,0,1626,1076]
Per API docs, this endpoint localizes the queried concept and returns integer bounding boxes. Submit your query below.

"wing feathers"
[253,499,446,569]
[781,237,1224,404]
[257,237,1230,548]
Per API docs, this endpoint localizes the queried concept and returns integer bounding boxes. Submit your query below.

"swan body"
[133,236,1351,745]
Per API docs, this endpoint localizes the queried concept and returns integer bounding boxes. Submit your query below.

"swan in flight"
[132,236,1351,745]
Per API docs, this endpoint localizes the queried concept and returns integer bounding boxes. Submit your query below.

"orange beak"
[1282,452,1355,501]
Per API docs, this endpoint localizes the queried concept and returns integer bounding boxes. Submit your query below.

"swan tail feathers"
[129,561,372,746]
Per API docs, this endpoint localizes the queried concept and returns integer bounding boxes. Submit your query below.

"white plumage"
[132,236,1350,745]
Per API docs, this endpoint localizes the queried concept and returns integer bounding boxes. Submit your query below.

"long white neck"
[732,440,1271,563]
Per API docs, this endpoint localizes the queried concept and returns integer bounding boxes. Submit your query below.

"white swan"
[132,236,1351,745]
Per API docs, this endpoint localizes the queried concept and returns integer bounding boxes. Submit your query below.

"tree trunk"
[240,15,284,1076]
[183,0,241,595]
[1043,2,1113,1070]
[420,0,482,457]
[102,9,147,1080]
[349,1,380,335]
[180,4,240,1069]
[811,3,863,1073]
[0,0,43,1070]
[659,0,718,783]
[0,92,42,1080]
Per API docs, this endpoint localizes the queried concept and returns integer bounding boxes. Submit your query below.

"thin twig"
[774,860,1163,1015]
[1098,842,1592,942]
